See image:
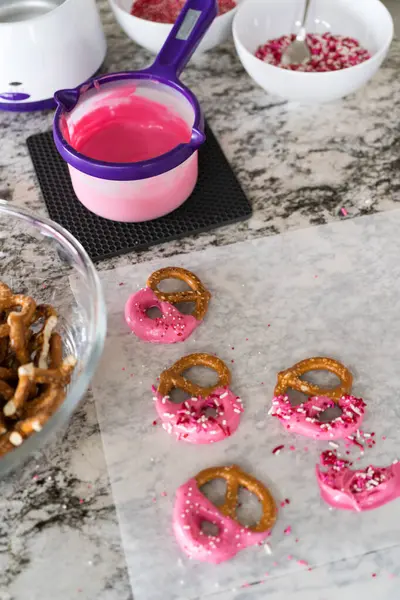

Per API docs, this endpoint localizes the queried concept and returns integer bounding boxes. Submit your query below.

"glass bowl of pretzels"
[0,201,106,476]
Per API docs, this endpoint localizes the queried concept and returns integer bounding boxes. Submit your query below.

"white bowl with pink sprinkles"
[233,0,393,102]
[110,0,242,55]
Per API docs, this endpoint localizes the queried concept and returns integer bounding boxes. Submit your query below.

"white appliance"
[0,0,107,111]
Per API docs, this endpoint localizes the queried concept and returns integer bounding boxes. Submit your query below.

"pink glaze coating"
[173,478,269,563]
[154,387,243,443]
[316,450,400,511]
[69,92,191,163]
[125,287,199,343]
[271,394,366,440]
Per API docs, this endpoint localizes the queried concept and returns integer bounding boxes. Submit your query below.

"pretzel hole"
[146,306,163,319]
[202,406,218,418]
[286,389,310,407]
[182,366,219,388]
[174,301,196,316]
[200,521,220,536]
[200,478,227,506]
[169,388,192,404]
[156,279,191,293]
[317,404,342,423]
[236,487,263,528]
[300,370,341,389]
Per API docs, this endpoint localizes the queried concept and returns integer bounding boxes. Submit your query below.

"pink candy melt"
[271,395,366,440]
[173,478,269,563]
[255,33,371,72]
[155,387,243,443]
[316,450,400,511]
[125,288,199,343]
[70,93,191,163]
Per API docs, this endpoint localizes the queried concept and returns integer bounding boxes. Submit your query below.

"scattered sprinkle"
[284,526,292,535]
[340,207,348,217]
[289,445,296,451]
[272,444,285,455]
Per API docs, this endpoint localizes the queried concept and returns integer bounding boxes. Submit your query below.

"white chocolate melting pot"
[83,210,400,599]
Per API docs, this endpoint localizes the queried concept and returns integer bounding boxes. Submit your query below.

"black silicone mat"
[27,124,252,262]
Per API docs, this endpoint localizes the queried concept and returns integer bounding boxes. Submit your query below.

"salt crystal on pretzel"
[173,465,277,563]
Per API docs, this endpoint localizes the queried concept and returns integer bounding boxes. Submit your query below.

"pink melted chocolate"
[173,477,269,563]
[255,33,371,72]
[271,394,366,440]
[69,88,191,163]
[125,288,199,344]
[131,0,235,23]
[154,387,243,443]
[316,450,400,511]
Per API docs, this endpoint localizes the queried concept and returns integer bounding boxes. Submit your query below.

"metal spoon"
[281,0,312,66]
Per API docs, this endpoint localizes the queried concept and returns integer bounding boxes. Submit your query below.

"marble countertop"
[1,2,400,599]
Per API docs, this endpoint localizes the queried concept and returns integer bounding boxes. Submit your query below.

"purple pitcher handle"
[147,0,217,80]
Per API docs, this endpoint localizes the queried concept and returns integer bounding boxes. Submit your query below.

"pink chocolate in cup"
[53,0,217,222]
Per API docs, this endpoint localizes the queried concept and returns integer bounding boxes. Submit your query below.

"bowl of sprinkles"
[233,0,393,102]
[109,0,239,55]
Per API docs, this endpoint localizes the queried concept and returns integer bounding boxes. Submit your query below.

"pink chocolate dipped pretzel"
[155,353,243,443]
[316,450,400,512]
[271,394,366,440]
[125,267,210,344]
[173,465,277,563]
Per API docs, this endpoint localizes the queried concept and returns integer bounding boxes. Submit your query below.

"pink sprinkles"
[255,33,371,72]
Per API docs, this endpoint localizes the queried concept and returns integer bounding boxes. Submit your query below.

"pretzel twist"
[195,465,277,533]
[0,281,76,456]
[147,267,211,321]
[158,353,231,398]
[274,357,353,401]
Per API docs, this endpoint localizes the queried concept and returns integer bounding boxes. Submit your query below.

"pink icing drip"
[316,450,400,511]
[271,394,366,440]
[155,387,243,444]
[173,478,269,563]
[125,287,199,343]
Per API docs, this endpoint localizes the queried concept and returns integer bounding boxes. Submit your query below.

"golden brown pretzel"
[3,356,76,419]
[147,267,211,321]
[196,465,277,533]
[0,284,36,349]
[158,353,231,398]
[29,305,58,368]
[0,281,76,456]
[274,357,353,401]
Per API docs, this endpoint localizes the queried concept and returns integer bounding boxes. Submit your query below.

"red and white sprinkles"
[131,0,235,23]
[316,450,400,511]
[270,394,366,440]
[255,33,371,72]
[154,387,244,444]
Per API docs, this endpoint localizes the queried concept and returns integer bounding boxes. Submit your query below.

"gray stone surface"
[0,0,399,598]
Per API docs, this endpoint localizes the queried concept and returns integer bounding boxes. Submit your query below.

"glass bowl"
[0,201,106,477]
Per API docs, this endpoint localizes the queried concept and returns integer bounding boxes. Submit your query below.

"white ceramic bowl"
[233,0,394,103]
[109,0,239,55]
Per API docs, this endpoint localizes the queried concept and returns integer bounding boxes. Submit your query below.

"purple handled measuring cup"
[53,0,217,222]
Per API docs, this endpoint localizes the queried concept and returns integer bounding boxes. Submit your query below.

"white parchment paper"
[90,211,400,600]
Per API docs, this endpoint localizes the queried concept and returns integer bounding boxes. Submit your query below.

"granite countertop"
[1,2,400,599]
